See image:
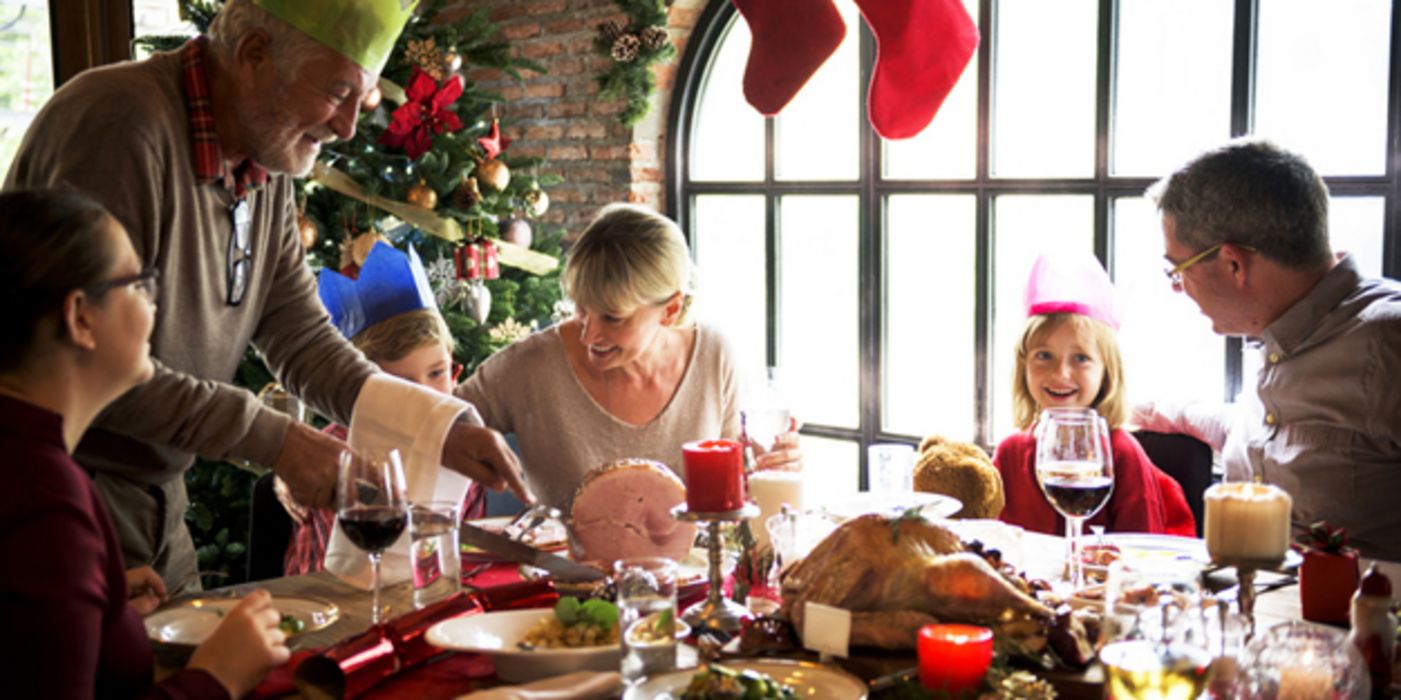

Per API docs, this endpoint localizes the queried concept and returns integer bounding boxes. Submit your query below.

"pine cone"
[597,19,624,43]
[640,26,669,52]
[611,34,641,63]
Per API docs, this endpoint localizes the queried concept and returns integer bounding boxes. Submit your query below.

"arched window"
[668,0,1397,501]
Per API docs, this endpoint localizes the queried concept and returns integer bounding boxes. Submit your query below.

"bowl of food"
[426,598,689,682]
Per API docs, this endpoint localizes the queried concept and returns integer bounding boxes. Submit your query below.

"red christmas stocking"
[731,0,846,116]
[854,0,979,140]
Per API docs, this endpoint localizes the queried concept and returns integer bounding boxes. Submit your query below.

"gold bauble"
[407,180,438,210]
[523,188,550,218]
[361,85,383,111]
[296,214,319,249]
[475,159,511,192]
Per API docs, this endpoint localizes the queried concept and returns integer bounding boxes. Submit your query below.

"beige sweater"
[5,50,377,483]
[457,324,741,511]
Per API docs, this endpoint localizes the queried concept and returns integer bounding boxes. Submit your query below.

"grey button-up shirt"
[1223,256,1401,560]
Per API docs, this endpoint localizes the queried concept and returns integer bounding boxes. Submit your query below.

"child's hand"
[125,566,166,615]
[753,417,804,472]
[187,589,290,698]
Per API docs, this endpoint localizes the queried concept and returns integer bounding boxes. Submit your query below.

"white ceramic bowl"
[426,608,688,682]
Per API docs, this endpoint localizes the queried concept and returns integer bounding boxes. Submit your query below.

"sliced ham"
[569,459,697,564]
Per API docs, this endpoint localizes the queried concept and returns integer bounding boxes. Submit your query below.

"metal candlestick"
[672,502,758,637]
[1211,554,1284,638]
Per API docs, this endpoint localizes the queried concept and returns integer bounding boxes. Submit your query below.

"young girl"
[993,253,1195,537]
[281,242,486,575]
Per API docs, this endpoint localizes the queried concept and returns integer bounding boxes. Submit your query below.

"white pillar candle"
[1277,666,1333,700]
[1203,482,1293,565]
[748,470,804,549]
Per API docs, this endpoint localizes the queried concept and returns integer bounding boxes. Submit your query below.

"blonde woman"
[458,204,800,511]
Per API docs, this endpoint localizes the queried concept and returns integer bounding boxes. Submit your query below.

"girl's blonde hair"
[1011,313,1126,431]
[350,308,454,364]
[561,203,695,323]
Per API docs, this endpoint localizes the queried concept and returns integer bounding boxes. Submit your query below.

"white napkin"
[324,373,481,589]
[456,671,623,700]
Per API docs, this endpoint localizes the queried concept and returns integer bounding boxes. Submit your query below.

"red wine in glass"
[339,505,408,553]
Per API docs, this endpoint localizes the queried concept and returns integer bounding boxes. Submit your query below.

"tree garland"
[594,0,677,127]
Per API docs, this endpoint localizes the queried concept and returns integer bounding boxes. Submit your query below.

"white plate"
[520,548,717,598]
[427,608,690,683]
[462,516,571,562]
[145,596,338,646]
[823,492,962,522]
[624,659,869,700]
[1103,534,1302,572]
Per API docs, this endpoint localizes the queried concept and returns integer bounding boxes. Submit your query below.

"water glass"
[614,556,678,684]
[1100,559,1213,699]
[409,500,461,609]
[868,443,915,493]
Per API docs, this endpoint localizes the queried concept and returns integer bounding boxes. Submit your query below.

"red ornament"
[1300,546,1359,624]
[476,118,513,160]
[453,242,501,281]
[379,67,465,160]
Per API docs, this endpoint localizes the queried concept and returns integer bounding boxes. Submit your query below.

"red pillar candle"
[917,624,994,696]
[683,439,745,512]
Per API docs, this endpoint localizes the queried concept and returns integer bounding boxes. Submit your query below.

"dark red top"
[993,428,1196,537]
[0,394,228,699]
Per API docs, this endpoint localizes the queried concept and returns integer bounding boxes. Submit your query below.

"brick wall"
[447,0,709,236]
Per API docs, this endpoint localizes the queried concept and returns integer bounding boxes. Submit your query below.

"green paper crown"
[253,0,417,74]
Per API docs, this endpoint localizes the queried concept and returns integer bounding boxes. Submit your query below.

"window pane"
[0,0,53,174]
[691,16,765,182]
[774,0,860,181]
[990,196,1093,441]
[778,196,859,427]
[800,435,859,508]
[992,0,1097,178]
[692,195,768,382]
[882,0,979,180]
[884,195,977,440]
[1113,0,1232,177]
[1329,197,1384,279]
[1112,198,1226,408]
[1255,0,1391,175]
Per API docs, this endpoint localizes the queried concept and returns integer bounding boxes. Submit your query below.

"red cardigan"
[992,428,1196,537]
[0,395,228,699]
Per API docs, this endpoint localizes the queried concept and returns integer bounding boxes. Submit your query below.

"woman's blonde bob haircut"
[1011,312,1127,431]
[562,203,695,324]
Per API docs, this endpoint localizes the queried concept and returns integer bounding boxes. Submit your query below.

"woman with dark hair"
[0,189,287,698]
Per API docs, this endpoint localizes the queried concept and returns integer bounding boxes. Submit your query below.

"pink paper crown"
[1023,252,1120,330]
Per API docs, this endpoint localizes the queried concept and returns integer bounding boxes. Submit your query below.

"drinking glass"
[742,367,791,462]
[337,447,408,624]
[1034,407,1113,588]
[1100,559,1213,699]
[614,556,678,684]
[408,500,461,609]
[867,443,916,493]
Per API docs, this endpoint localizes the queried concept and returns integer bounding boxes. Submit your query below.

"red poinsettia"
[379,66,464,159]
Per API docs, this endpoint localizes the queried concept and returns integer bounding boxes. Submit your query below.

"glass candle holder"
[1239,621,1371,699]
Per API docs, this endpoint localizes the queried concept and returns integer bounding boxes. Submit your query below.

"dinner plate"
[1104,533,1302,572]
[427,608,690,683]
[144,595,339,646]
[624,659,869,700]
[461,516,571,564]
[823,492,962,522]
[519,548,717,599]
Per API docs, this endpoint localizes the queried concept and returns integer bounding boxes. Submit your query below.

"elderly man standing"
[5,0,528,592]
[1139,139,1401,560]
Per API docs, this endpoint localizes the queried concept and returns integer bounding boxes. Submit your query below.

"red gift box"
[1299,547,1359,624]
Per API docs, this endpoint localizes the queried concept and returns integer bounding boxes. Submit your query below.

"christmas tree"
[139,0,565,585]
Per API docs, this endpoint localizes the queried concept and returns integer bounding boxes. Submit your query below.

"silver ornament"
[462,280,492,324]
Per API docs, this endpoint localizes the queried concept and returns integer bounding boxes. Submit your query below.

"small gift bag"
[1296,522,1359,625]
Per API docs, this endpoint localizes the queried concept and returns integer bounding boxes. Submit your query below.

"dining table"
[151,526,1399,699]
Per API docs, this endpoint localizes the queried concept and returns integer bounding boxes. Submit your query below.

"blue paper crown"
[318,242,438,339]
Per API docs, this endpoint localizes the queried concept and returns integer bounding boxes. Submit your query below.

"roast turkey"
[569,459,697,564]
[779,514,1052,649]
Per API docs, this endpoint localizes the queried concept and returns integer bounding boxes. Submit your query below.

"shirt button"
[1265,413,1277,425]
[1268,352,1281,364]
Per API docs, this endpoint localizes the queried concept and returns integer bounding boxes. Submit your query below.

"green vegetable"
[279,614,306,635]
[553,597,618,631]
[652,606,674,637]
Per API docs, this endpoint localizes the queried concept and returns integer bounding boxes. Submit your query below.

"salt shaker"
[1346,564,1396,692]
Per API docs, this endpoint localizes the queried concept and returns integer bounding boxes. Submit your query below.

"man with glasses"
[4,0,529,592]
[1137,139,1401,560]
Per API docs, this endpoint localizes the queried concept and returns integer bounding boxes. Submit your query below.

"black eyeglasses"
[227,199,253,306]
[89,268,160,301]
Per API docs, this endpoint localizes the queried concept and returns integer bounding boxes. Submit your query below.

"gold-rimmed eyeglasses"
[1163,243,1224,289]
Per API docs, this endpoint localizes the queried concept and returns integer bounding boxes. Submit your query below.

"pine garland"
[594,0,677,126]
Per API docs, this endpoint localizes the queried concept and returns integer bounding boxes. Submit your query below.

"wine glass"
[1034,407,1113,589]
[337,447,409,624]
